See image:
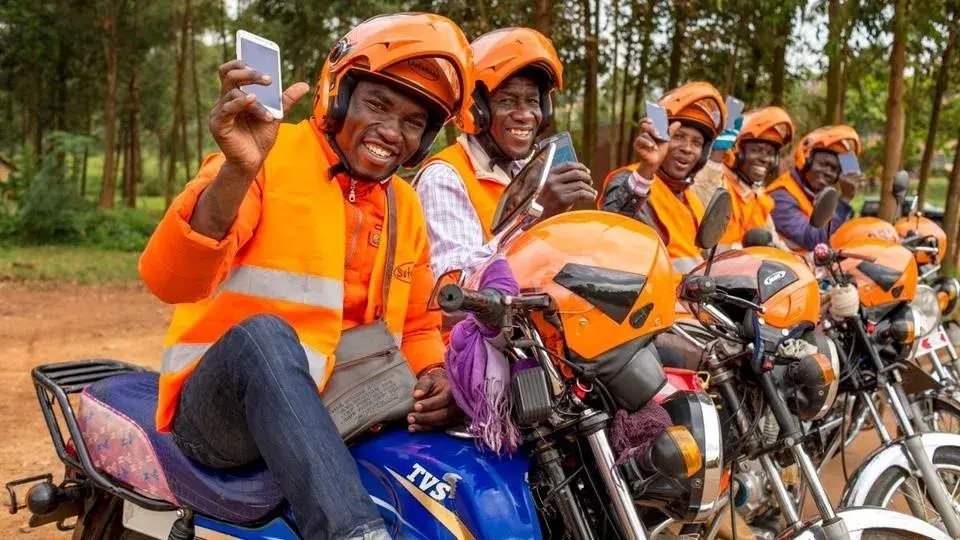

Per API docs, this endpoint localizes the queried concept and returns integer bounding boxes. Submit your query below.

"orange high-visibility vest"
[717,167,775,250]
[418,140,507,240]
[766,171,814,253]
[140,121,435,431]
[647,175,705,274]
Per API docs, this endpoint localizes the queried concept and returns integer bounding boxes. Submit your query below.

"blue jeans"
[170,314,387,540]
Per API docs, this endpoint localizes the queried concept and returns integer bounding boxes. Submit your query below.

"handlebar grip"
[437,284,505,323]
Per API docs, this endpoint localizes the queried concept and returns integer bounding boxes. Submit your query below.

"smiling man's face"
[660,125,704,190]
[488,74,543,160]
[334,80,429,181]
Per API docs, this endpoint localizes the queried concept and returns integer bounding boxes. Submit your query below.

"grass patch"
[0,246,141,285]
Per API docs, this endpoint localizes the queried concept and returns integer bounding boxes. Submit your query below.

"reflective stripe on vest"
[162,341,329,386]
[219,265,344,310]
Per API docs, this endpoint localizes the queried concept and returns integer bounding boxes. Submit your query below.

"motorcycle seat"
[78,372,283,523]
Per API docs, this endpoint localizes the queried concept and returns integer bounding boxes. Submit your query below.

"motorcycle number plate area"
[915,327,950,356]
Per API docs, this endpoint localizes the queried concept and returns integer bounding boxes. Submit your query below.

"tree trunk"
[116,120,127,199]
[668,0,687,89]
[617,25,637,165]
[99,0,122,209]
[627,8,653,163]
[824,0,844,125]
[190,9,203,168]
[918,11,958,210]
[219,0,230,62]
[126,71,141,208]
[81,104,91,197]
[878,0,908,222]
[165,0,189,207]
[581,0,599,177]
[770,8,791,105]
[533,0,552,37]
[608,0,622,166]
[943,130,960,272]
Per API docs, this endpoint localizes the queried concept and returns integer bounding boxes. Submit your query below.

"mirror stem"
[704,245,718,276]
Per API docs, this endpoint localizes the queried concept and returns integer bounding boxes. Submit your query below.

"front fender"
[839,432,960,508]
[783,507,950,539]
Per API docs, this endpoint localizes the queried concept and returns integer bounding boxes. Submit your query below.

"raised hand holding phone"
[207,31,309,180]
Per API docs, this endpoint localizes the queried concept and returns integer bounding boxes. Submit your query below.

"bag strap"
[379,181,398,321]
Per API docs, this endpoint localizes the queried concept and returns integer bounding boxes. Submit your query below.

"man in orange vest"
[766,125,865,253]
[598,82,726,275]
[414,28,595,278]
[139,15,471,538]
[695,106,795,251]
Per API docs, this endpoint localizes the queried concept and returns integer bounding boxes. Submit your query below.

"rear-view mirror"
[696,189,732,250]
[428,269,463,311]
[810,186,839,228]
[489,142,556,236]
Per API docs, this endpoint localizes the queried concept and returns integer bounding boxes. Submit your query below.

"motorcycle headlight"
[911,285,941,338]
[934,276,960,318]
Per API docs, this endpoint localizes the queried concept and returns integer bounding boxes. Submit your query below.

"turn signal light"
[665,426,703,477]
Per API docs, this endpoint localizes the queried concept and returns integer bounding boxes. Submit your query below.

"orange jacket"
[717,167,775,250]
[418,139,508,239]
[140,119,443,431]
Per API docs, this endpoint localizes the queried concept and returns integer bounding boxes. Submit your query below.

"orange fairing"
[688,247,820,329]
[830,217,901,249]
[838,240,919,308]
[793,124,861,170]
[503,210,675,361]
[895,216,947,265]
[313,13,472,128]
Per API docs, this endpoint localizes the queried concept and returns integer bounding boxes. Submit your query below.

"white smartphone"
[645,101,671,142]
[725,96,744,131]
[236,30,284,120]
[838,152,861,175]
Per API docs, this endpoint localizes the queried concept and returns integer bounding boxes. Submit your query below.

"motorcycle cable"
[573,436,622,539]
[529,342,619,415]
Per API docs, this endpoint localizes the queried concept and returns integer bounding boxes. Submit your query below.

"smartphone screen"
[540,131,578,165]
[838,152,860,175]
[237,31,283,118]
[645,101,671,142]
[725,96,744,130]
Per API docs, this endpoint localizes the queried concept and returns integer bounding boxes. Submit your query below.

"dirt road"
[1,283,170,538]
[0,283,901,538]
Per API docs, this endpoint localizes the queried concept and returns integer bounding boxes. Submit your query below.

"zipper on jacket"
[346,187,363,265]
[348,179,357,203]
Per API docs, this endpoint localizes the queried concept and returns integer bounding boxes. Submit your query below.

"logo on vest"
[394,262,414,283]
[763,270,786,286]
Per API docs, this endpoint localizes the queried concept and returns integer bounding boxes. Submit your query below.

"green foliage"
[77,208,160,251]
[0,245,142,285]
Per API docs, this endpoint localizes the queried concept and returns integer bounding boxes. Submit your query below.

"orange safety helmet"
[313,13,473,167]
[458,27,563,135]
[895,216,947,265]
[830,217,901,249]
[503,210,676,362]
[793,124,861,172]
[722,106,795,171]
[659,82,727,173]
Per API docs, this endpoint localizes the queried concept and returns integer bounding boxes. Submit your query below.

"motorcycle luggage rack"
[31,360,176,512]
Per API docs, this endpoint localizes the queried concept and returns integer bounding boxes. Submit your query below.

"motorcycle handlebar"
[438,284,505,322]
[680,275,716,302]
[813,243,877,266]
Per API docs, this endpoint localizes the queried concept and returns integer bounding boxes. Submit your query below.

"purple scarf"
[445,258,521,454]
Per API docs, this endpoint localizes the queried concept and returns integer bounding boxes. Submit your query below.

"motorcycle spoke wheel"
[862,447,960,533]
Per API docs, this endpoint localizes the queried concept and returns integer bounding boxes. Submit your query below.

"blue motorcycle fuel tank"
[352,429,541,539]
[196,429,540,539]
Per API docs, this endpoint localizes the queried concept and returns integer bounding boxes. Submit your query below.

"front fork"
[854,318,960,537]
[579,411,649,540]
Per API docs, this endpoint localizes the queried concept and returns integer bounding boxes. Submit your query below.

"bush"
[78,208,159,251]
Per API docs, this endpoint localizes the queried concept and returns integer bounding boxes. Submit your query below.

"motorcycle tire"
[71,489,151,540]
[902,392,960,436]
[861,446,960,534]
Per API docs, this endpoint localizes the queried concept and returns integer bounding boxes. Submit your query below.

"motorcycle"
[668,188,949,539]
[811,217,960,536]
[7,141,723,540]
